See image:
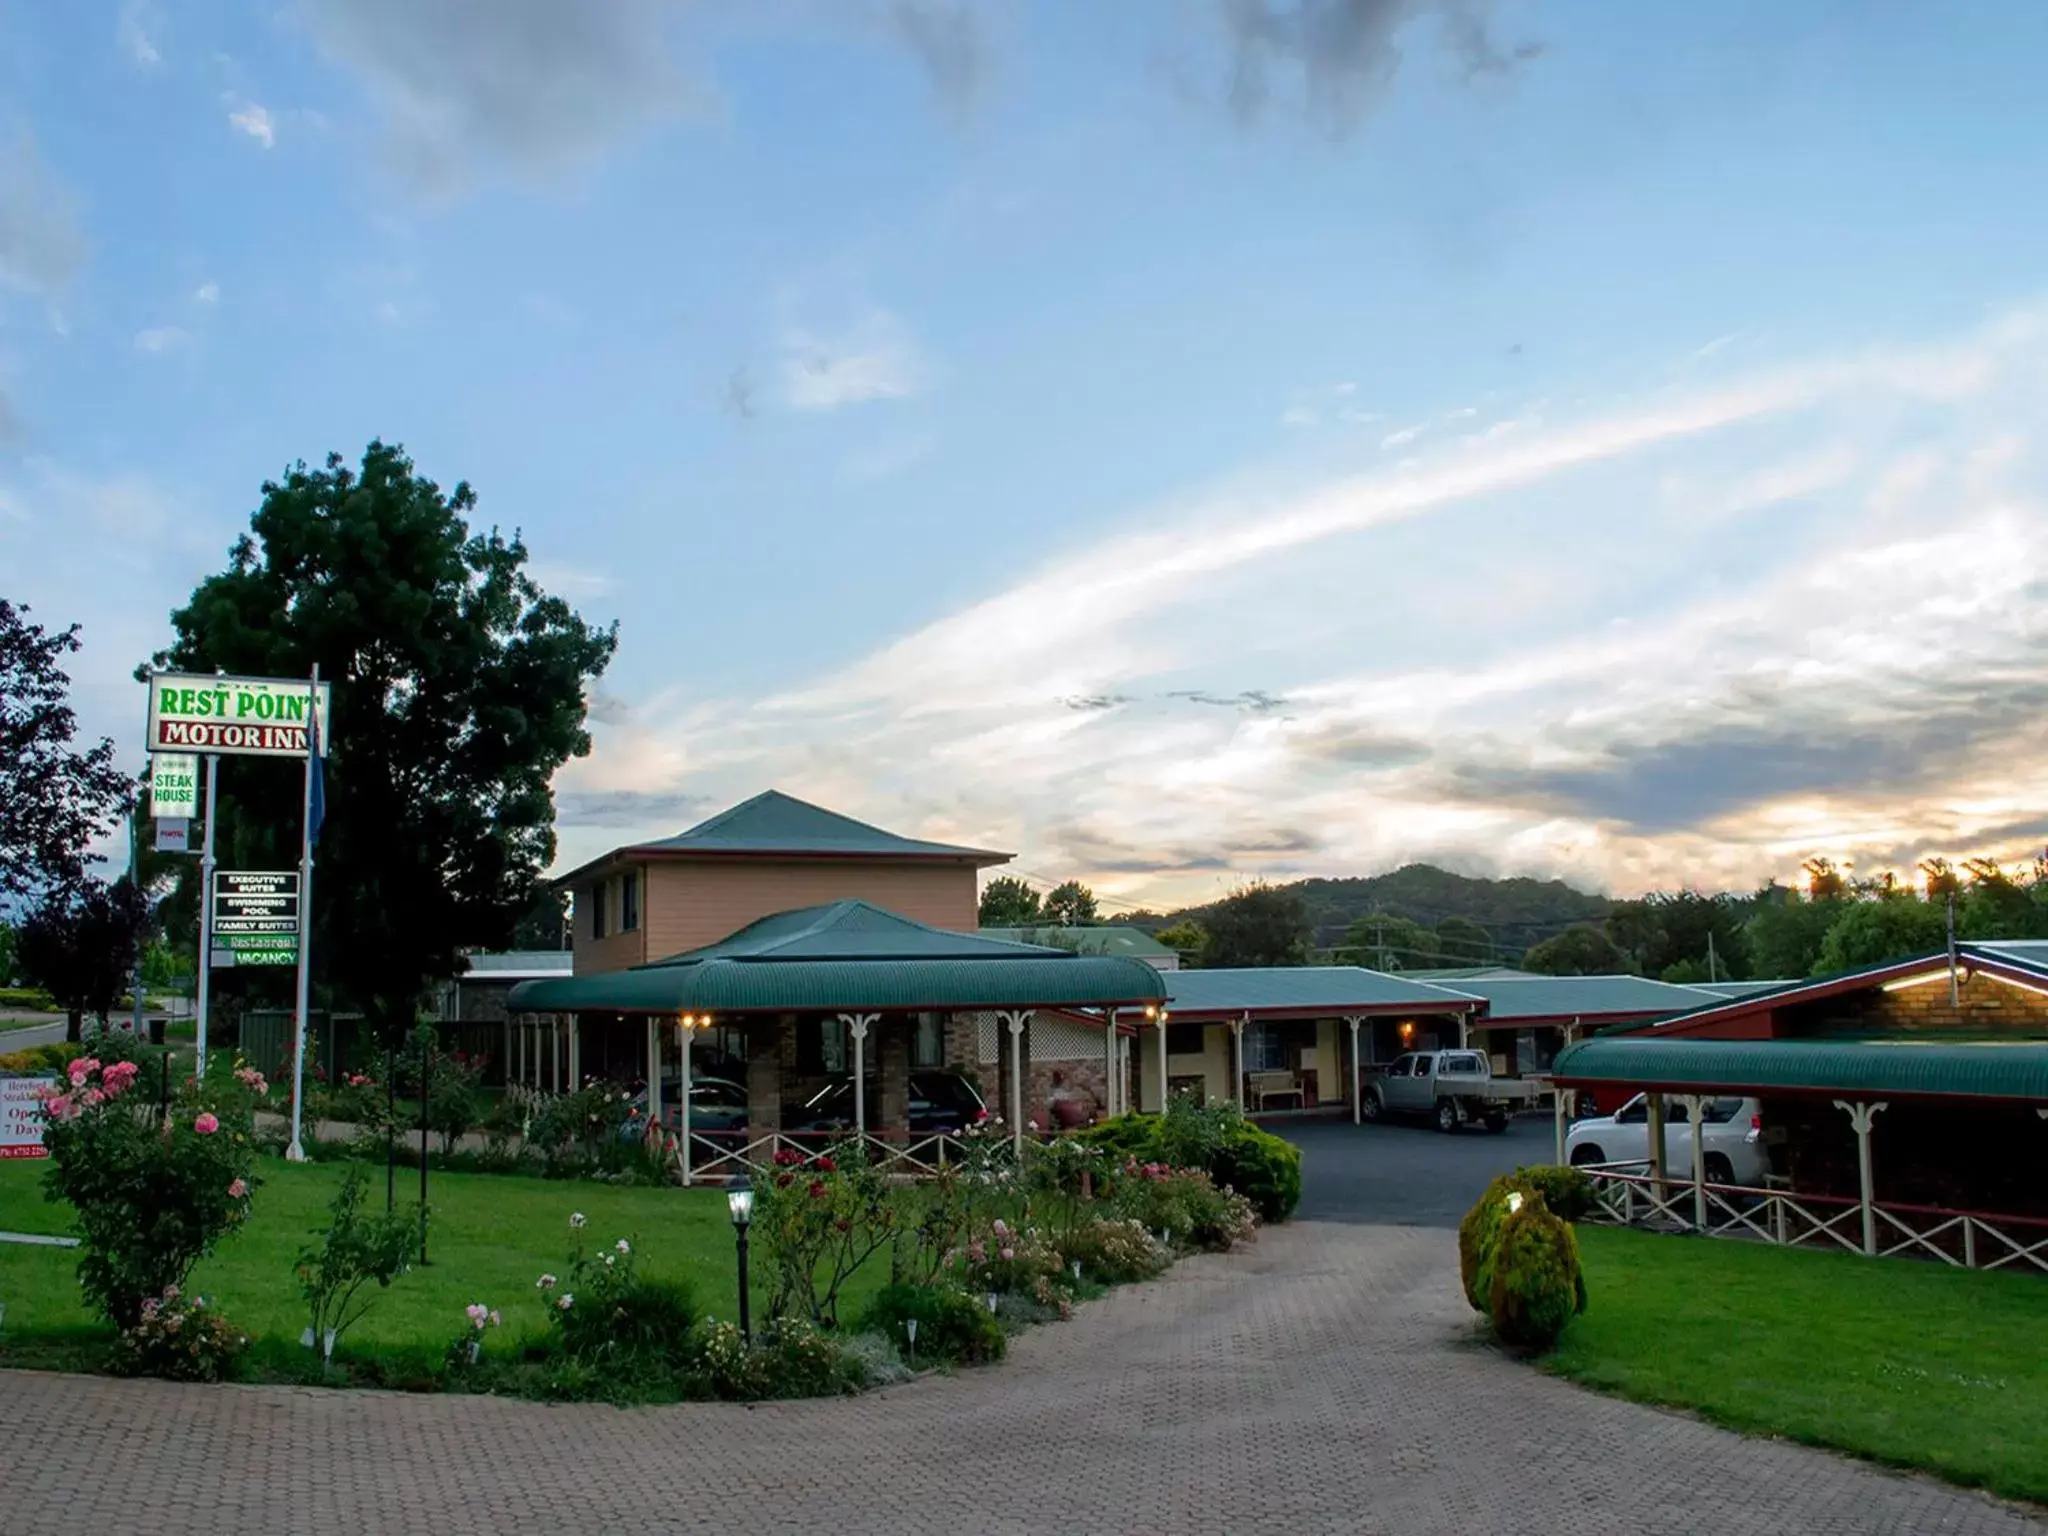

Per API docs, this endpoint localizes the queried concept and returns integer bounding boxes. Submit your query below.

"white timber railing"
[1578,1161,2048,1275]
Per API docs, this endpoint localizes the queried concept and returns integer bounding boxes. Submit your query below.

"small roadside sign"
[1,1076,57,1160]
[154,818,191,853]
[150,753,199,816]
[213,871,301,962]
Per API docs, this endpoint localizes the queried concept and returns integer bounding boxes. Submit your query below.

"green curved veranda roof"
[1551,1036,2048,1102]
[507,900,1167,1015]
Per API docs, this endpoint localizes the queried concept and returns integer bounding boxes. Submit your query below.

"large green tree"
[147,442,616,1036]
[978,875,1043,927]
[17,877,152,1041]
[1203,882,1311,968]
[1041,879,1100,926]
[0,599,135,898]
[1339,911,1437,969]
[1744,885,1844,979]
[1521,923,1628,976]
[1812,896,1948,975]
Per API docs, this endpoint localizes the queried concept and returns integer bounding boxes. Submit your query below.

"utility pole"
[1706,931,1718,984]
[1947,888,1960,1008]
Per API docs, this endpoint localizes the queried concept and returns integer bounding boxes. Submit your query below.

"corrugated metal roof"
[632,790,1003,861]
[979,925,1178,961]
[507,955,1165,1015]
[461,951,574,977]
[1453,975,1720,1022]
[1161,966,1476,1017]
[1551,1036,2048,1101]
[1689,979,1797,999]
[505,900,1165,1014]
[1404,966,1543,981]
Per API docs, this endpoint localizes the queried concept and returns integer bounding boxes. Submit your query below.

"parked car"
[784,1070,989,1139]
[1359,1049,1540,1133]
[1565,1093,1768,1185]
[621,1075,751,1149]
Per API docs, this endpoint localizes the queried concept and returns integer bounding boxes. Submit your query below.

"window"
[1614,1096,1649,1124]
[1440,1053,1481,1075]
[589,880,607,940]
[1168,1021,1206,1057]
[1385,1055,1414,1078]
[1247,1020,1313,1072]
[912,1014,945,1069]
[799,1017,851,1076]
[1700,1097,1748,1125]
[620,870,640,933]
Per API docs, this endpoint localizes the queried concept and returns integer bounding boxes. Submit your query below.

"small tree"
[978,876,1042,927]
[297,1164,417,1356]
[1152,919,1208,967]
[17,878,153,1042]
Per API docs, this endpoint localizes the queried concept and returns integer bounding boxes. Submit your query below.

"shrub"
[752,1147,901,1326]
[1486,1197,1587,1352]
[296,1164,418,1357]
[691,1318,769,1398]
[954,1218,1071,1313]
[40,1046,260,1327]
[1514,1163,1595,1222]
[1457,1172,1525,1313]
[109,1288,250,1382]
[1076,1105,1301,1224]
[857,1282,1007,1365]
[0,1041,78,1073]
[1211,1125,1303,1223]
[754,1316,863,1398]
[1111,1163,1257,1253]
[444,1301,504,1373]
[539,1215,695,1370]
[1058,1216,1170,1284]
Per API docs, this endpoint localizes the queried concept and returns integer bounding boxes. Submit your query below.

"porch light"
[1399,1021,1415,1039]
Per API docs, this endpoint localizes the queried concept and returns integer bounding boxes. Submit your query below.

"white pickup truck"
[1360,1049,1540,1134]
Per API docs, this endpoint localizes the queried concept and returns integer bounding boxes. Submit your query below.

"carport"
[1550,1035,2048,1273]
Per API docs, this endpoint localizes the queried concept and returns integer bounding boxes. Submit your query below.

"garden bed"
[1549,1226,2048,1506]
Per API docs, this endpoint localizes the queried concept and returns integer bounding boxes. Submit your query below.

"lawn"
[0,1156,854,1362]
[1554,1226,2048,1505]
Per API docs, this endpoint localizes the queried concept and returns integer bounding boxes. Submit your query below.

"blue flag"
[306,697,325,845]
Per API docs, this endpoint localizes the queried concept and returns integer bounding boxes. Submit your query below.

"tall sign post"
[144,672,331,1083]
[287,666,324,1163]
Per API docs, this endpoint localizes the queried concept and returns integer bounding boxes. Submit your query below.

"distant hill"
[1133,863,1613,962]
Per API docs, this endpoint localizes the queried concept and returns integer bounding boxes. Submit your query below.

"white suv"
[1565,1094,1769,1186]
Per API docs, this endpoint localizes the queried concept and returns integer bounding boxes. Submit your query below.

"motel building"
[506,792,1169,1176]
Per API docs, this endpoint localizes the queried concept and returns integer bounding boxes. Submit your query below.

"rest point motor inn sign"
[147,674,332,758]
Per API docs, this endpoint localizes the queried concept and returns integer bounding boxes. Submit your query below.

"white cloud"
[1379,423,1425,449]
[194,281,220,305]
[527,561,615,598]
[552,301,2048,900]
[227,98,276,148]
[0,130,87,301]
[118,1,162,66]
[133,326,190,354]
[783,311,928,411]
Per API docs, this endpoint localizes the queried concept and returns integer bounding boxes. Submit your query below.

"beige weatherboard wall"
[559,790,1010,977]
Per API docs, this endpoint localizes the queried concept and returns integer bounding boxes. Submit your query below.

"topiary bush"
[1486,1196,1586,1352]
[1458,1172,1527,1313]
[856,1282,1006,1365]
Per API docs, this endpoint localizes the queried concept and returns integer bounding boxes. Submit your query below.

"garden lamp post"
[728,1187,754,1344]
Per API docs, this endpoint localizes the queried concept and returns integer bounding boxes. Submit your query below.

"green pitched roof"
[1551,1036,2048,1102]
[1162,966,1478,1019]
[506,900,1166,1015]
[1454,975,1722,1024]
[979,925,1177,962]
[636,790,1005,861]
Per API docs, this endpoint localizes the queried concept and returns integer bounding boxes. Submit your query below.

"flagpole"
[286,664,320,1163]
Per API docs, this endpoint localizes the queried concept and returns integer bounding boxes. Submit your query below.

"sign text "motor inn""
[146,673,332,759]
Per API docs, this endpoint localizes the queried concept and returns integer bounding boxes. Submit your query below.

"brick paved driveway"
[5,1219,2039,1535]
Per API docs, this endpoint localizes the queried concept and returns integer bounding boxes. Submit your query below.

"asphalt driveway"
[1279,1112,1553,1225]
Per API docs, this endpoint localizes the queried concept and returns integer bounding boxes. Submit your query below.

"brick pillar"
[878,1016,911,1139]
[746,1016,782,1140]
[942,1012,978,1071]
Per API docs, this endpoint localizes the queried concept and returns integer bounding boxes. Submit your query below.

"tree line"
[977,855,2048,979]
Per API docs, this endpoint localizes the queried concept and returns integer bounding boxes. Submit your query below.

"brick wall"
[1785,970,2048,1037]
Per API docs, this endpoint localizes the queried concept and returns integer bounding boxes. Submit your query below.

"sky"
[7,0,2048,914]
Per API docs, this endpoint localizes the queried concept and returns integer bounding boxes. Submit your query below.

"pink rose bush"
[40,1046,262,1331]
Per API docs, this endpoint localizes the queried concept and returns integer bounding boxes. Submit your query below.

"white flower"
[537,1273,557,1290]
[603,1254,615,1268]
[615,1238,631,1255]
[558,1294,574,1310]
[569,1212,586,1229]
